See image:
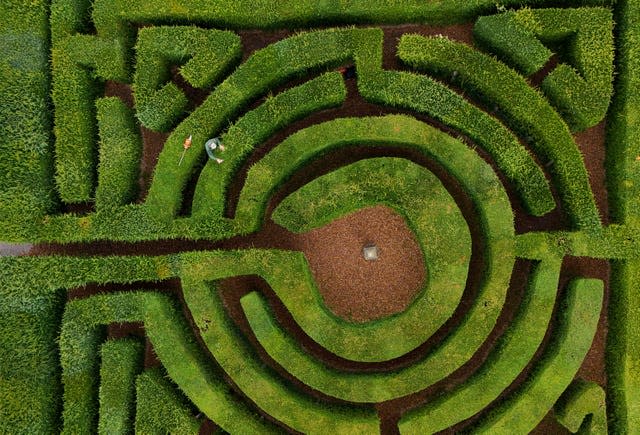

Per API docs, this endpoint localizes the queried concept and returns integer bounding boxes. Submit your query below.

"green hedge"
[51,35,128,203]
[464,278,603,434]
[95,97,142,210]
[0,288,63,433]
[606,1,640,432]
[232,115,514,363]
[398,34,601,231]
[87,0,610,30]
[350,28,554,217]
[474,8,614,132]
[398,260,561,432]
[6,26,557,242]
[183,277,380,434]
[0,0,57,241]
[189,72,346,221]
[133,26,241,132]
[59,290,276,434]
[135,368,201,435]
[98,339,144,434]
[554,379,607,433]
[145,27,353,219]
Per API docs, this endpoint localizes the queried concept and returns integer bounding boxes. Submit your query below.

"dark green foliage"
[554,379,607,433]
[1,1,635,433]
[474,11,552,75]
[605,1,640,432]
[51,35,128,203]
[83,0,610,31]
[134,26,241,131]
[0,0,57,241]
[98,339,144,434]
[191,72,346,220]
[135,368,201,435]
[468,278,603,433]
[95,97,142,209]
[398,34,601,231]
[184,278,380,434]
[474,8,614,132]
[0,289,64,434]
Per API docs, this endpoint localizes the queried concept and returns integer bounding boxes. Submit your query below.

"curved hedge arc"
[145,28,355,218]
[234,157,470,401]
[230,115,514,362]
[400,276,604,434]
[191,27,553,223]
[59,291,277,434]
[271,157,470,330]
[474,7,614,132]
[183,277,381,435]
[467,278,604,434]
[190,71,346,220]
[398,34,601,231]
[133,26,242,132]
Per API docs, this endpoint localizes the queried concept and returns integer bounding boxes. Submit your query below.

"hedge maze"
[1,0,639,433]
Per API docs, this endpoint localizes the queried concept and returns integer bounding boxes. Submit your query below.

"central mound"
[298,205,425,323]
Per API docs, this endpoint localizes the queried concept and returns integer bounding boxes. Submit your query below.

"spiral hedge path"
[1,0,639,433]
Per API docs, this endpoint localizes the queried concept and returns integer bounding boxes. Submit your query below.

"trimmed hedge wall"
[98,339,144,434]
[0,0,57,241]
[133,26,241,132]
[351,28,555,217]
[51,35,128,203]
[135,368,201,434]
[184,277,381,434]
[145,27,353,219]
[474,8,614,132]
[190,72,347,220]
[464,278,603,434]
[606,1,640,432]
[95,97,142,210]
[86,0,611,30]
[398,33,601,231]
[554,379,607,433]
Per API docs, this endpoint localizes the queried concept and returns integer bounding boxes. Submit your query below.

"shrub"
[398,34,601,231]
[98,339,144,433]
[463,278,603,434]
[51,35,128,202]
[190,72,346,220]
[351,28,555,216]
[0,0,57,241]
[95,97,142,209]
[474,8,614,132]
[183,277,380,434]
[133,26,241,132]
[135,368,201,434]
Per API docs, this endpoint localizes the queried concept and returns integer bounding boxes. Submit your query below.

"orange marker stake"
[179,135,192,166]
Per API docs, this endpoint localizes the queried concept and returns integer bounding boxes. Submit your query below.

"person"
[205,137,225,164]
